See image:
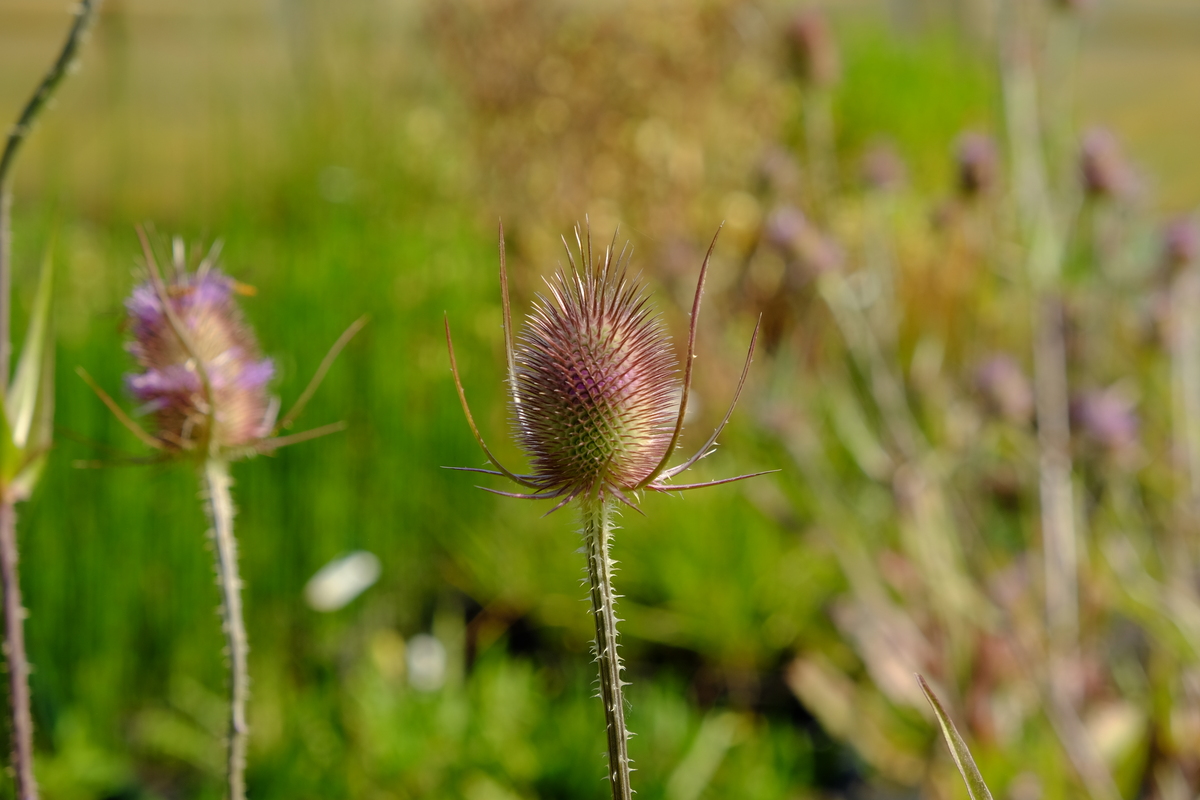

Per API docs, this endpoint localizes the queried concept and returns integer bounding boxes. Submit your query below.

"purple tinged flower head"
[974,354,1034,425]
[512,247,679,498]
[125,266,275,455]
[955,131,999,199]
[1071,388,1140,456]
[860,141,906,193]
[785,8,839,89]
[1163,217,1200,271]
[1080,128,1135,201]
[446,223,772,512]
[763,206,843,282]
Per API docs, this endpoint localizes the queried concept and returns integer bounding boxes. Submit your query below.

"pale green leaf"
[917,674,995,800]
[7,246,54,452]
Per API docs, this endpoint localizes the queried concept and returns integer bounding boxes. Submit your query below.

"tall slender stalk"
[0,501,35,800]
[0,0,103,391]
[203,458,249,800]
[0,5,103,797]
[582,496,632,800]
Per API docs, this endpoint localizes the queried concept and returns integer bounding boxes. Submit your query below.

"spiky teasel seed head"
[446,222,775,513]
[125,259,276,456]
[513,246,680,498]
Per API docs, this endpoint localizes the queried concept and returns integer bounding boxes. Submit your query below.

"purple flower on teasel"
[125,268,276,454]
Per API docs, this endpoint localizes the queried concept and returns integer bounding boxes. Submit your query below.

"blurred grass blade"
[917,674,994,800]
[6,246,53,452]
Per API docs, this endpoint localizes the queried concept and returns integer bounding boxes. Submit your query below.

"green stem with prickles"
[203,458,249,800]
[582,495,633,800]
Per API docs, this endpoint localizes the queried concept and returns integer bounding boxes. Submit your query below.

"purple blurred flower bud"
[756,146,803,198]
[860,142,906,193]
[955,132,999,199]
[1163,217,1200,270]
[786,9,839,88]
[126,267,275,454]
[763,206,842,281]
[1080,128,1135,200]
[974,355,1034,424]
[1071,389,1140,455]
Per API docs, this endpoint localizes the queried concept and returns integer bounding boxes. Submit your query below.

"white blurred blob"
[406,634,447,692]
[303,550,381,612]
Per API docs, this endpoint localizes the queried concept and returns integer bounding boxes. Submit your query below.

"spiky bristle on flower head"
[125,252,276,455]
[513,237,680,500]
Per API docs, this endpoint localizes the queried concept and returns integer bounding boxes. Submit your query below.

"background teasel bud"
[860,141,906,193]
[763,206,843,284]
[1163,217,1199,271]
[973,354,1034,425]
[125,258,275,456]
[1071,388,1140,457]
[785,8,840,89]
[955,131,1000,199]
[1079,128,1135,200]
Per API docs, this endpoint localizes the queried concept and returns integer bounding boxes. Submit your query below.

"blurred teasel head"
[973,354,1034,425]
[860,141,906,194]
[785,8,839,89]
[125,236,276,457]
[955,131,999,200]
[1163,217,1199,272]
[763,206,843,285]
[1071,388,1140,457]
[1080,128,1135,201]
[446,223,771,511]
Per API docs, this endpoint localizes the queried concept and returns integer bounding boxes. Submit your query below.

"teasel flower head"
[446,223,774,512]
[81,229,364,463]
[126,264,276,455]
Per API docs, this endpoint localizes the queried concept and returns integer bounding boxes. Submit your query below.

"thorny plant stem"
[203,459,249,800]
[0,501,36,800]
[582,496,633,800]
[0,0,103,395]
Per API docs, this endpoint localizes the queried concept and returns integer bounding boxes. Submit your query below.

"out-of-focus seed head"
[955,131,1000,199]
[1071,388,1140,456]
[1163,217,1200,271]
[1080,128,1135,200]
[786,9,839,89]
[763,206,843,283]
[755,145,803,199]
[974,354,1034,425]
[860,142,906,193]
[512,245,680,498]
[126,267,275,456]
